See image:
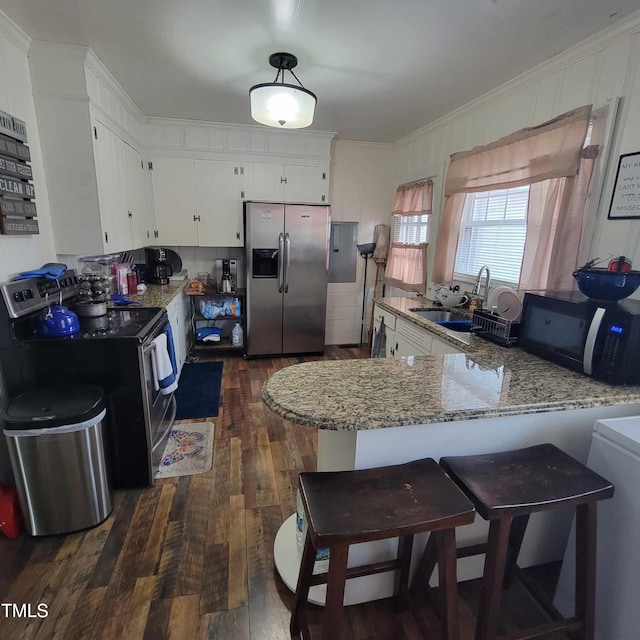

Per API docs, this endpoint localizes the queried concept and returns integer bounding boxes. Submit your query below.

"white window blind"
[393,214,429,245]
[453,185,529,285]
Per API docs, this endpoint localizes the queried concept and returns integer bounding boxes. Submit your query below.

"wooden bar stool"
[289,458,476,640]
[415,443,614,640]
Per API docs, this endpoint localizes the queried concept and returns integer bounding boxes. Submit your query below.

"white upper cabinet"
[150,157,198,246]
[194,160,243,247]
[282,164,328,203]
[243,162,328,204]
[93,122,149,252]
[150,157,243,247]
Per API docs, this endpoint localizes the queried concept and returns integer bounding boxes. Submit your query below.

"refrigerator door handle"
[278,233,284,293]
[284,233,291,293]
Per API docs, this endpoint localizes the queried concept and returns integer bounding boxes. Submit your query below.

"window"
[393,213,429,245]
[385,179,433,293]
[453,185,529,285]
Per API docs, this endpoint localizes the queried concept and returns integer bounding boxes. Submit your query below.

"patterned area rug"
[155,422,214,479]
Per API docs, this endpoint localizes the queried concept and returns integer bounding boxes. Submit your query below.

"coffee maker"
[216,259,237,293]
[145,247,173,285]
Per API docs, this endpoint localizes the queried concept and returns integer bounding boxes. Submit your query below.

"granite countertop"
[106,280,187,309]
[262,296,640,431]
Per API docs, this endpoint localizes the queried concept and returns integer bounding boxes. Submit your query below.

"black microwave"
[519,291,640,385]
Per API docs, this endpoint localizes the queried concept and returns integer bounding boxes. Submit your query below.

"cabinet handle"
[236,232,241,240]
[104,232,108,243]
[128,210,133,219]
[280,177,287,184]
[240,190,245,199]
[321,194,326,202]
[193,215,201,222]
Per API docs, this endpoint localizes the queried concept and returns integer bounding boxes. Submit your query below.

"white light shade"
[250,83,316,129]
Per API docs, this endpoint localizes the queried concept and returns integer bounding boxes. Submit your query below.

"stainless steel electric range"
[0,270,176,488]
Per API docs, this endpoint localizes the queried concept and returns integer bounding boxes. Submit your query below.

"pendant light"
[250,52,316,129]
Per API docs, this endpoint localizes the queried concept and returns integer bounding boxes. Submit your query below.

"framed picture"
[607,151,640,220]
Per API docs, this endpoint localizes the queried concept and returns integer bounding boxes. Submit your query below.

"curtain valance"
[392,179,433,216]
[444,105,592,196]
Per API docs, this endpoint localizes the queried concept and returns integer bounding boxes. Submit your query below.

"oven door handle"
[144,341,159,391]
[151,395,177,451]
[583,307,606,375]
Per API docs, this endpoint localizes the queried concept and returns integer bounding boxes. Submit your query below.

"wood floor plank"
[62,586,107,640]
[199,542,229,614]
[229,436,243,497]
[142,596,172,640]
[108,485,162,591]
[87,488,142,588]
[198,607,250,640]
[139,482,176,576]
[227,494,247,609]
[210,436,231,545]
[167,593,201,640]
[120,576,158,640]
[156,519,186,600]
[175,472,211,596]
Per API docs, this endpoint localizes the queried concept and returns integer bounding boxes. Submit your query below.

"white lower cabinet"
[373,307,464,357]
[166,291,188,377]
[372,304,397,357]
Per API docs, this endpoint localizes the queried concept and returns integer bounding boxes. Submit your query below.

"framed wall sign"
[607,151,640,220]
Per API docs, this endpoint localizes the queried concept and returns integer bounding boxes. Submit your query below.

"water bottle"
[296,488,306,547]
[231,322,243,346]
[296,488,330,572]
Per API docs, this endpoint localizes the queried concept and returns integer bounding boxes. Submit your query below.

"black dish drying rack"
[471,309,520,347]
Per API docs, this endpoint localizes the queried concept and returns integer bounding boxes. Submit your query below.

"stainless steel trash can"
[1,385,112,536]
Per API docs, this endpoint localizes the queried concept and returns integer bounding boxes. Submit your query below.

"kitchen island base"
[274,403,640,606]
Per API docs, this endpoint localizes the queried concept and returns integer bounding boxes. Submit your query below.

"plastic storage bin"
[1,385,112,536]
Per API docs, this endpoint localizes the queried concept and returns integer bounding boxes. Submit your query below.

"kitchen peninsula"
[263,296,640,606]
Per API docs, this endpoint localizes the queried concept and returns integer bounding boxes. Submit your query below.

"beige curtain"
[385,243,428,292]
[433,105,592,285]
[385,179,433,292]
[393,179,433,215]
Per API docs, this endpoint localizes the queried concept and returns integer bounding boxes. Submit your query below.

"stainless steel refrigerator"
[245,201,330,356]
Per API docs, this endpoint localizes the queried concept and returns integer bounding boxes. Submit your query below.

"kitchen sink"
[411,310,468,322]
[410,309,472,332]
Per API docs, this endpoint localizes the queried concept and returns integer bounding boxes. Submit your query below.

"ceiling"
[1,0,637,142]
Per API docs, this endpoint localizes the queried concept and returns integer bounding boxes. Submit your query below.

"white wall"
[326,140,395,344]
[393,12,640,298]
[0,16,56,283]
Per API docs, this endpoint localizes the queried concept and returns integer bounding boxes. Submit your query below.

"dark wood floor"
[0,346,567,639]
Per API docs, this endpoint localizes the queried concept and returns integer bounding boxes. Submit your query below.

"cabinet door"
[93,122,124,251]
[125,144,147,249]
[194,159,243,247]
[151,157,198,246]
[430,335,463,355]
[284,164,327,203]
[244,162,285,202]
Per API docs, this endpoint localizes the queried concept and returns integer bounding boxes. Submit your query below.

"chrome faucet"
[472,265,491,307]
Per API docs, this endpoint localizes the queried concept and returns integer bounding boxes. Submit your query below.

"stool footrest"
[309,558,402,587]
[496,617,581,640]
[456,542,486,559]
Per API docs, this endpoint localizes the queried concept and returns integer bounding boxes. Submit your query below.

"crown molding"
[395,9,640,147]
[0,10,30,53]
[85,49,144,120]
